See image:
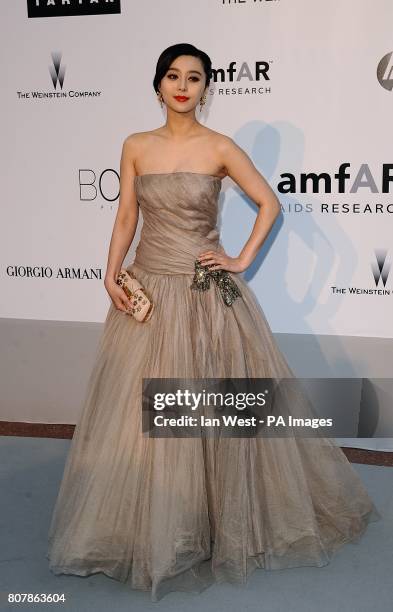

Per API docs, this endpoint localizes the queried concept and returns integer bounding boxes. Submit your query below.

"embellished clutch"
[116,268,154,322]
[190,259,242,306]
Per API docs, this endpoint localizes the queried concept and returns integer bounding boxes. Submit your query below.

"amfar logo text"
[279,163,393,194]
[210,61,271,83]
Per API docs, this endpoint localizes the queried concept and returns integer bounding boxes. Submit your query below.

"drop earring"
[157,91,164,108]
[199,93,207,111]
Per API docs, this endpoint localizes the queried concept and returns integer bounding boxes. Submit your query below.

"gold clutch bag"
[116,268,154,322]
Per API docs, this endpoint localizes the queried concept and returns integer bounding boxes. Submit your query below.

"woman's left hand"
[197,250,248,274]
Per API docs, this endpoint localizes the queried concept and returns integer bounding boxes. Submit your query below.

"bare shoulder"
[122,130,156,149]
[200,129,242,175]
[214,132,238,154]
[125,128,165,139]
[121,130,159,163]
[201,128,237,155]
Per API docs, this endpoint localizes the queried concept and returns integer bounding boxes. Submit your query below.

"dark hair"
[153,43,212,93]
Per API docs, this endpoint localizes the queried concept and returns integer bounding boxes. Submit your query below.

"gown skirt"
[47,172,381,601]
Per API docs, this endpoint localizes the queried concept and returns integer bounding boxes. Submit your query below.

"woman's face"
[158,55,207,113]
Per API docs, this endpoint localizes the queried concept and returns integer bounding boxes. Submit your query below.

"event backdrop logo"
[377,52,393,91]
[211,61,271,83]
[6,265,102,280]
[331,250,391,296]
[27,0,121,18]
[279,163,393,216]
[50,52,65,90]
[16,52,102,100]
[209,60,272,96]
[220,0,278,7]
[372,249,391,287]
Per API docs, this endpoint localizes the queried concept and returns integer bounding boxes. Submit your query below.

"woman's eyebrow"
[167,67,203,76]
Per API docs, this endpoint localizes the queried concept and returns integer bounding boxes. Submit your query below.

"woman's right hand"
[104,277,131,313]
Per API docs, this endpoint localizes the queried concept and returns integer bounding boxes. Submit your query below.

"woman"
[47,43,380,602]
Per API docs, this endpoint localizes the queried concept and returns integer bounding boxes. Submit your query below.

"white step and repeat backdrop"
[2,1,392,333]
[1,2,392,447]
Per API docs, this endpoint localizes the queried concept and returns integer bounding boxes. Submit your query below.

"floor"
[0,436,392,612]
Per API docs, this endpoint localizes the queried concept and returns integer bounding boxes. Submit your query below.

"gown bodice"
[133,172,224,275]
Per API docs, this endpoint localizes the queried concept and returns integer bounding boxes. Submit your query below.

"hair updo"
[153,43,212,93]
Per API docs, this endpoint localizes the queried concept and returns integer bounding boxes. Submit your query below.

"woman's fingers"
[198,250,217,260]
[117,300,128,312]
[114,287,132,312]
[199,252,222,264]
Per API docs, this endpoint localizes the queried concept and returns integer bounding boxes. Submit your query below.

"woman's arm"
[104,135,139,288]
[198,136,281,273]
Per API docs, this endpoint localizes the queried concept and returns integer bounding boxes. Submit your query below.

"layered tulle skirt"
[47,262,380,601]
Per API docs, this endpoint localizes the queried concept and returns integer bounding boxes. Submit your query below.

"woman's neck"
[161,111,202,140]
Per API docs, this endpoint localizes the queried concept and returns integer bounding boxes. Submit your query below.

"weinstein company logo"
[331,250,391,297]
[27,0,121,18]
[16,52,102,100]
[209,61,272,96]
[372,249,391,287]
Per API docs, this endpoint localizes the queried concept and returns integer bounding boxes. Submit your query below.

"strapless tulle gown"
[47,172,380,602]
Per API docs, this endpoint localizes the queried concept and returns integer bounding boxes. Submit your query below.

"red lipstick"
[174,96,189,102]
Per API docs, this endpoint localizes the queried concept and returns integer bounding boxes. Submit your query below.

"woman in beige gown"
[47,43,380,602]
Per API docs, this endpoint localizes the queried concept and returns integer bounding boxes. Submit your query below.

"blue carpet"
[0,437,391,612]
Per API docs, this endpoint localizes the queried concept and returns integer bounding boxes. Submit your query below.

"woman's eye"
[167,74,200,82]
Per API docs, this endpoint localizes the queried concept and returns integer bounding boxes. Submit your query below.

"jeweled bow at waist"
[190,259,242,307]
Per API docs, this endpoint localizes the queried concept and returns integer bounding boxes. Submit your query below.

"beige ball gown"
[47,172,380,602]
